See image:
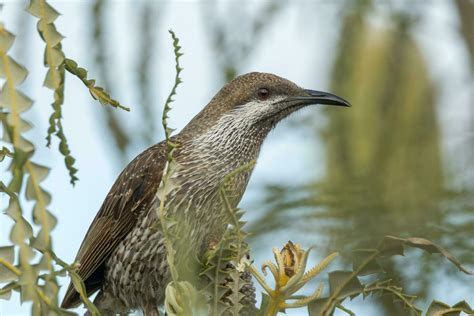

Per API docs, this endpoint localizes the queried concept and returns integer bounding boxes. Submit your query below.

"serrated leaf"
[5,198,21,218]
[0,265,17,283]
[27,0,60,23]
[69,271,100,314]
[37,21,63,47]
[0,85,34,113]
[0,282,18,300]
[0,146,13,162]
[64,58,129,111]
[0,246,14,263]
[32,206,57,229]
[308,297,332,316]
[328,270,363,298]
[27,162,50,182]
[25,178,51,205]
[44,45,64,67]
[43,67,61,89]
[5,115,33,133]
[452,300,472,311]
[382,236,473,275]
[0,57,28,85]
[427,300,453,316]
[35,254,52,271]
[0,27,15,51]
[0,288,12,300]
[0,246,17,282]
[352,249,383,276]
[32,229,51,250]
[379,236,405,256]
[17,136,34,153]
[18,269,37,302]
[10,219,33,245]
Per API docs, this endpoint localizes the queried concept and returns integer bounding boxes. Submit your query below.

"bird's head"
[181,72,350,139]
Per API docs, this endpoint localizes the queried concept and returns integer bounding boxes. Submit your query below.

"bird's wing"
[61,142,167,308]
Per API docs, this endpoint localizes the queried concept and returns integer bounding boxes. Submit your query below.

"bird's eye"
[257,88,270,100]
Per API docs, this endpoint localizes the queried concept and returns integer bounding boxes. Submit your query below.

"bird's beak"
[286,89,351,107]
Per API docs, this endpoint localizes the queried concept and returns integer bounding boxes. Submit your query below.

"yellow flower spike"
[251,242,338,316]
[280,246,313,294]
[280,241,302,278]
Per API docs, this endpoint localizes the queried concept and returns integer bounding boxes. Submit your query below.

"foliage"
[307,236,472,316]
[248,2,473,313]
[0,1,127,314]
[251,237,472,316]
[251,242,337,315]
[155,28,183,292]
[26,0,76,184]
[0,19,93,314]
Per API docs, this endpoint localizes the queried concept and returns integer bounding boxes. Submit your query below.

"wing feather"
[61,142,167,308]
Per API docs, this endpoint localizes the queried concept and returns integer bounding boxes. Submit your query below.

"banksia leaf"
[26,0,78,184]
[64,58,130,111]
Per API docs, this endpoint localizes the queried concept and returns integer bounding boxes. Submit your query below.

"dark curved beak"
[289,89,351,107]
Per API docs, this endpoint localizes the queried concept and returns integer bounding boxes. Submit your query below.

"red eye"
[257,88,270,100]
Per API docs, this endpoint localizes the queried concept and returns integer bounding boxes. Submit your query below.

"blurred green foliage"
[249,1,473,314]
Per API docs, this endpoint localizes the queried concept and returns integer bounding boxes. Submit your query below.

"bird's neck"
[154,117,270,253]
[179,114,270,181]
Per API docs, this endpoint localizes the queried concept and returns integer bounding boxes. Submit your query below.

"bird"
[61,72,350,315]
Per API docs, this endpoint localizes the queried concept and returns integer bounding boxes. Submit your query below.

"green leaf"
[10,218,34,245]
[426,300,473,316]
[0,265,17,283]
[351,249,383,276]
[0,282,18,300]
[32,229,53,251]
[18,269,37,302]
[5,115,33,133]
[0,146,13,161]
[43,67,61,89]
[328,270,363,298]
[17,136,34,153]
[27,0,60,23]
[378,236,405,256]
[0,27,15,51]
[32,206,57,229]
[0,85,34,113]
[0,246,17,282]
[64,57,129,111]
[26,178,52,205]
[0,57,28,85]
[0,246,14,264]
[70,271,101,314]
[44,45,64,67]
[27,162,50,182]
[381,236,473,275]
[308,298,331,316]
[427,301,452,316]
[5,198,21,218]
[452,301,472,311]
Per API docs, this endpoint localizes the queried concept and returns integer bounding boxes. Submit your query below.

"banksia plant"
[251,242,338,315]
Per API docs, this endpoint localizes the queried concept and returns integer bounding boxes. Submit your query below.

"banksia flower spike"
[250,241,338,316]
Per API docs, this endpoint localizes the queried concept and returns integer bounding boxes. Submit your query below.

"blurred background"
[1,0,473,315]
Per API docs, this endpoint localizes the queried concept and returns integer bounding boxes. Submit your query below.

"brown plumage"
[61,72,349,314]
[61,144,167,309]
